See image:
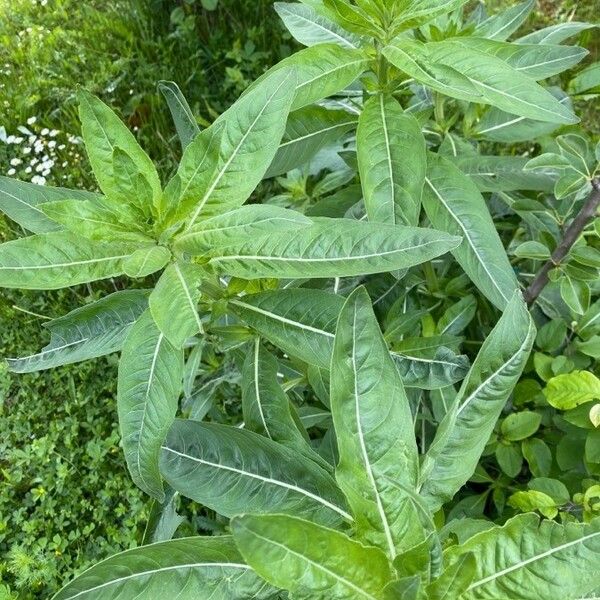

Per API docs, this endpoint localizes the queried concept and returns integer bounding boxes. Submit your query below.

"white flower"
[7,168,16,176]
[58,144,65,150]
[6,135,15,144]
[27,116,37,125]
[31,175,46,185]
[10,158,22,166]
[13,137,23,144]
[41,128,50,136]
[25,167,32,173]
[23,147,31,155]
[49,129,59,137]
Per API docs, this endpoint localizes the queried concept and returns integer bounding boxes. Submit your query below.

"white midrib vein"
[253,338,271,438]
[185,76,289,231]
[477,2,529,39]
[279,5,358,49]
[63,561,250,599]
[351,306,396,559]
[279,120,357,149]
[425,177,510,304]
[245,529,378,600]
[0,254,130,271]
[468,529,600,590]
[379,94,397,225]
[1,190,47,216]
[173,263,203,334]
[135,334,164,491]
[161,446,352,521]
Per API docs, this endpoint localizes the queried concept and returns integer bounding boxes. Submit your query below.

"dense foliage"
[1,0,599,598]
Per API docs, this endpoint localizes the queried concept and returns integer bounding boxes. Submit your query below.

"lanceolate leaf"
[517,22,597,45]
[274,1,365,49]
[231,288,468,388]
[357,94,426,226]
[473,0,534,40]
[0,175,99,234]
[422,153,519,310]
[160,420,350,525]
[420,293,535,511]
[184,67,297,227]
[158,80,201,151]
[78,90,162,209]
[123,245,171,278]
[242,339,324,466]
[7,290,149,373]
[53,536,271,600]
[447,514,600,600]
[0,231,136,290]
[185,218,460,280]
[266,106,357,178]
[232,514,393,600]
[391,0,470,34]
[331,287,419,558]
[149,262,204,348]
[118,310,183,501]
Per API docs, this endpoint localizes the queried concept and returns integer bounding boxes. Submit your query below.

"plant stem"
[524,178,600,306]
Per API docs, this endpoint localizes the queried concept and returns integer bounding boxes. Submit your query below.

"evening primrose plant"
[0,0,599,598]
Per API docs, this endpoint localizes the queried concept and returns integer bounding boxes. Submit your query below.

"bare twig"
[524,178,600,306]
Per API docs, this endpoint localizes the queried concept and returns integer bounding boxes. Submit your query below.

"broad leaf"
[266,105,357,178]
[118,310,183,501]
[420,292,535,511]
[331,287,420,558]
[158,80,201,150]
[544,371,600,410]
[275,1,365,48]
[357,94,426,226]
[473,0,534,40]
[0,231,136,290]
[53,536,271,600]
[448,514,600,600]
[181,217,460,279]
[78,90,162,209]
[422,153,519,310]
[7,290,149,373]
[160,419,350,524]
[0,175,99,234]
[149,262,204,348]
[232,514,393,600]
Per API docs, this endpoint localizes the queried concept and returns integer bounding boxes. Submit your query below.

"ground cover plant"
[0,0,599,598]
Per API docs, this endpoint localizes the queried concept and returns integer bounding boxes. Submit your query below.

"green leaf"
[322,0,383,37]
[422,153,519,310]
[123,245,171,278]
[118,310,183,501]
[544,371,600,410]
[160,420,350,524]
[426,552,476,600]
[331,287,420,557]
[473,0,534,40]
[561,276,590,315]
[357,94,426,226]
[425,40,578,123]
[507,490,558,518]
[496,443,523,477]
[158,80,201,151]
[266,105,357,178]
[255,44,370,111]
[242,339,324,466]
[501,411,542,441]
[183,67,297,227]
[0,231,136,290]
[448,514,600,599]
[0,175,99,234]
[437,295,477,336]
[52,536,271,600]
[522,438,552,478]
[232,514,393,600]
[420,292,535,511]
[390,0,469,34]
[274,2,365,48]
[517,22,597,45]
[7,290,149,373]
[78,90,162,209]
[149,262,204,348]
[569,61,600,95]
[514,241,551,260]
[184,217,459,280]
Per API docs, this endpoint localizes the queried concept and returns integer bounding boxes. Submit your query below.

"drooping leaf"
[53,536,271,600]
[78,90,162,209]
[422,153,519,310]
[473,0,535,40]
[149,262,204,348]
[0,175,99,234]
[275,1,365,48]
[448,513,600,600]
[0,231,136,290]
[118,310,183,501]
[266,106,357,178]
[331,287,420,558]
[181,217,459,280]
[182,68,296,226]
[420,292,535,511]
[158,80,201,150]
[357,94,426,226]
[232,514,393,600]
[160,419,350,525]
[7,290,149,373]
